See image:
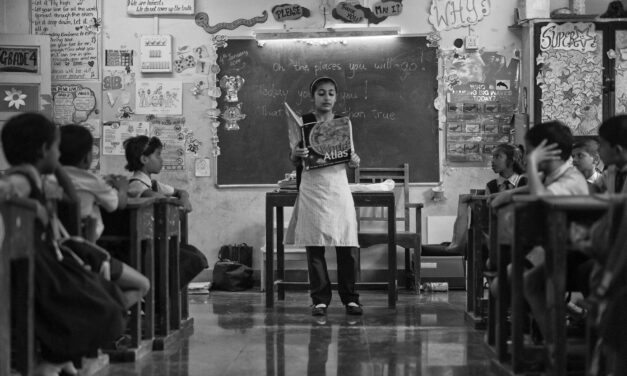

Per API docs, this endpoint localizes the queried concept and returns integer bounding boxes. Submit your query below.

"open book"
[284,102,353,170]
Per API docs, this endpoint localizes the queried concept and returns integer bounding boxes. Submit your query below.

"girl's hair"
[123,135,163,171]
[309,77,338,97]
[59,124,93,166]
[1,112,58,166]
[494,143,525,174]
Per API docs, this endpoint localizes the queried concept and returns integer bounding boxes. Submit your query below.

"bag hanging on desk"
[218,243,253,267]
[212,260,253,291]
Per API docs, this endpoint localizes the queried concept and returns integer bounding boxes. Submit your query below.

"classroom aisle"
[99,290,495,376]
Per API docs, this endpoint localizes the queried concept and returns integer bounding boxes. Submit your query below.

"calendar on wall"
[140,34,172,73]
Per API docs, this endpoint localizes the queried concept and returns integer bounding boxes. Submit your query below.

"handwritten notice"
[127,0,194,15]
[428,0,491,31]
[539,22,598,53]
[0,47,38,73]
[52,83,98,125]
[31,0,100,81]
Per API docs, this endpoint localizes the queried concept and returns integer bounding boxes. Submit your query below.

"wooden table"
[0,198,37,376]
[265,191,397,308]
[99,197,156,362]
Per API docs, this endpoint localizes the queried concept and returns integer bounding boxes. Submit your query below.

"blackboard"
[216,36,439,185]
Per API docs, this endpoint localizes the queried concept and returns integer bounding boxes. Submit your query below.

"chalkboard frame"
[214,34,440,187]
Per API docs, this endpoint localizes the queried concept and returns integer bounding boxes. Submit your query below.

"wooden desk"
[493,195,544,373]
[99,197,156,362]
[465,195,489,329]
[539,195,611,376]
[0,198,37,376]
[265,191,396,308]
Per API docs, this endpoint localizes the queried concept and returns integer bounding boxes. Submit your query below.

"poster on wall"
[536,22,602,136]
[127,0,194,15]
[31,0,101,81]
[150,117,186,170]
[52,83,101,126]
[102,120,150,155]
[615,30,627,117]
[135,80,182,115]
[444,51,519,163]
[428,0,490,31]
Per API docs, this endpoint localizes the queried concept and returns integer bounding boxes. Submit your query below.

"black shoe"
[311,304,327,316]
[345,303,363,315]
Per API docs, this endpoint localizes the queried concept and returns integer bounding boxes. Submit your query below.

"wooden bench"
[1,198,37,376]
[98,198,156,362]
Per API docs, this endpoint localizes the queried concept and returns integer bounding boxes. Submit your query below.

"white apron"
[284,164,359,247]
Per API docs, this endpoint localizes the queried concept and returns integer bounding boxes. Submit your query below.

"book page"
[284,102,303,151]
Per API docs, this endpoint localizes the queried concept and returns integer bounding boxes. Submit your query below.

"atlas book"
[284,102,353,170]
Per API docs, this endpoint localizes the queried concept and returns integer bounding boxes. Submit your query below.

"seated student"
[0,113,126,376]
[59,124,150,309]
[490,121,589,340]
[446,143,527,257]
[486,143,527,194]
[123,135,207,287]
[571,138,604,193]
[598,114,627,194]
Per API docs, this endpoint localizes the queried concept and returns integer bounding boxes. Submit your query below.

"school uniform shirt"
[64,166,119,239]
[285,163,359,247]
[542,163,589,195]
[600,165,627,194]
[127,171,175,198]
[486,173,527,194]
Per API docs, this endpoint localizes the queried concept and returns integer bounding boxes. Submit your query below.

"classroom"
[1,0,627,375]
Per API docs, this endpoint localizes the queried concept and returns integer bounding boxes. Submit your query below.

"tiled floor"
[99,290,495,376]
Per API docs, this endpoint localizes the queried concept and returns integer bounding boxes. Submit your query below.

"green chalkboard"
[216,36,439,185]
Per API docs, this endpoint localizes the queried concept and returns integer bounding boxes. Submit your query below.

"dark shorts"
[566,251,594,296]
[110,257,123,281]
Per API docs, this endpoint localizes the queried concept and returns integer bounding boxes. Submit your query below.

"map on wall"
[444,51,519,163]
[536,22,602,136]
[31,0,101,81]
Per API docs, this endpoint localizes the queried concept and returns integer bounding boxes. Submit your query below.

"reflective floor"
[99,290,495,376]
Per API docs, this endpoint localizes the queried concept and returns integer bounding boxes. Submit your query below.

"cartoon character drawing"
[219,75,245,102]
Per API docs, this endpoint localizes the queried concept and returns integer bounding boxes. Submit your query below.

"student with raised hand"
[491,121,589,341]
[285,77,363,317]
[571,138,604,192]
[59,124,150,309]
[123,135,207,288]
[0,113,126,376]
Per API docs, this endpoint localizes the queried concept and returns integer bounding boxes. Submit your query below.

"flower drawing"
[4,88,27,109]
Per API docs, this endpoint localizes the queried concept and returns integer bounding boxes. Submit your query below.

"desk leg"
[169,237,181,330]
[156,236,170,336]
[546,212,568,376]
[266,201,274,308]
[277,208,285,301]
[388,202,397,308]
[143,238,155,340]
[511,215,525,373]
[467,226,475,313]
[496,241,510,363]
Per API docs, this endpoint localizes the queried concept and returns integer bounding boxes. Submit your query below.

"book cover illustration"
[303,117,353,170]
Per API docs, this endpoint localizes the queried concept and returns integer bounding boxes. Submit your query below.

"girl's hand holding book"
[290,146,309,162]
[348,152,360,168]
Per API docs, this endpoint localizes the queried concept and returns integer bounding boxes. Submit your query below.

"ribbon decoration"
[195,11,268,34]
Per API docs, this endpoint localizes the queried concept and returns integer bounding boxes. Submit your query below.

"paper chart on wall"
[52,82,101,126]
[135,80,182,115]
[31,0,101,81]
[102,120,150,155]
[150,117,186,170]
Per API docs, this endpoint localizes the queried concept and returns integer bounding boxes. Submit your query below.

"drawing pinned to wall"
[52,83,99,125]
[221,103,246,131]
[103,68,135,91]
[3,87,29,110]
[149,116,186,170]
[102,120,150,155]
[194,158,211,177]
[536,22,602,136]
[135,80,182,115]
[194,11,269,34]
[181,127,201,155]
[428,0,490,31]
[219,75,245,102]
[210,120,220,157]
[117,105,135,119]
[105,49,134,68]
[271,3,311,22]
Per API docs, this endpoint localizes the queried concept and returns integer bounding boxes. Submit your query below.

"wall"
[0,0,616,279]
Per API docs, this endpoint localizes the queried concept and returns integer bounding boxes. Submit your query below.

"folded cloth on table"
[350,179,395,192]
